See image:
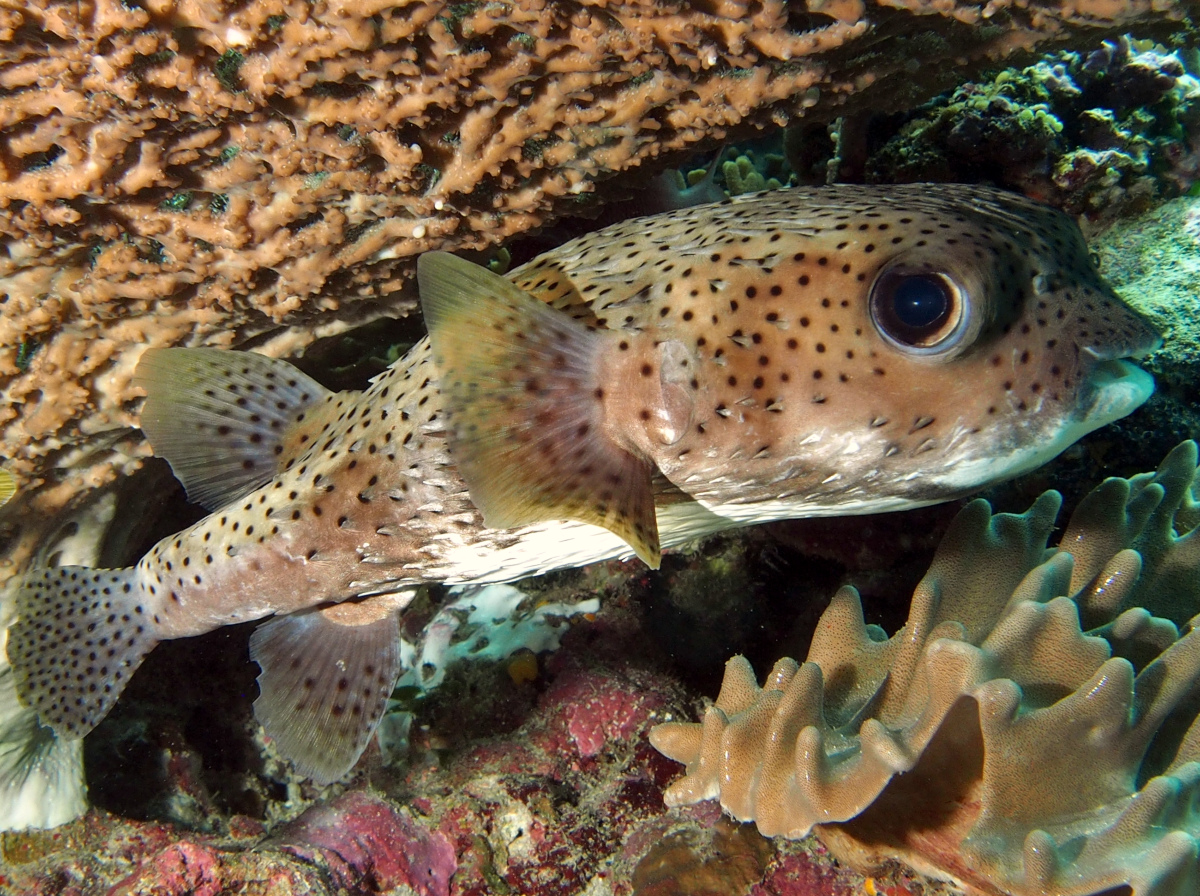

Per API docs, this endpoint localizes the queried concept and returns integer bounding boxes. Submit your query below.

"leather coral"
[652,441,1200,896]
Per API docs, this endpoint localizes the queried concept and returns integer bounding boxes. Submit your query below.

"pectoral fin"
[418,251,660,567]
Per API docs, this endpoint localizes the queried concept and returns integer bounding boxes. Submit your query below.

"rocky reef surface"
[850,37,1200,221]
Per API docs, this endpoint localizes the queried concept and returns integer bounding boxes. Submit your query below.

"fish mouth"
[1078,354,1156,429]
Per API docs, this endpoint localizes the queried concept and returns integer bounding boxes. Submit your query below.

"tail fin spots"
[7,567,157,739]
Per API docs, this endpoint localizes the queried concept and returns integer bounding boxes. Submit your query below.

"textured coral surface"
[1096,192,1200,408]
[0,0,1189,584]
[853,37,1200,220]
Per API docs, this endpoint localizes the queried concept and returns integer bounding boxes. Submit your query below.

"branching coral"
[0,0,1190,586]
[652,441,1200,896]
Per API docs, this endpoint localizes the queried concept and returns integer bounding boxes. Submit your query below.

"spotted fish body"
[422,184,1160,563]
[7,184,1160,784]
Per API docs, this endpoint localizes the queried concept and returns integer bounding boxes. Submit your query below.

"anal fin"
[418,251,661,567]
[249,594,409,784]
[135,348,332,510]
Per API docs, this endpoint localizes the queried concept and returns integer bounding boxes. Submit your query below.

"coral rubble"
[0,0,1190,585]
[652,441,1200,896]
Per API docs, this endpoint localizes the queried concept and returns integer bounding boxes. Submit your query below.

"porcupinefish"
[7,184,1160,783]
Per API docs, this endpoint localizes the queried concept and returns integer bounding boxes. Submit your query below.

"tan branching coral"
[0,0,1190,583]
[652,441,1200,896]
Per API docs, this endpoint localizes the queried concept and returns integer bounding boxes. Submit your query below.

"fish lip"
[1086,356,1148,383]
[1078,355,1156,428]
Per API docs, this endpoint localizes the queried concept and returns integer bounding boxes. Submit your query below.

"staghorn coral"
[0,0,1192,586]
[651,440,1200,896]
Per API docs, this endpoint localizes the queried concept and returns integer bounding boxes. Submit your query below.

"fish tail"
[418,251,660,567]
[0,658,86,829]
[7,566,158,739]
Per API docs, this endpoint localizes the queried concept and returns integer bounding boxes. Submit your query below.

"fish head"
[837,186,1161,492]
[621,185,1162,508]
[418,184,1163,559]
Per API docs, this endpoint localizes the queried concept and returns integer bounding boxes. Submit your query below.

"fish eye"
[869,267,965,353]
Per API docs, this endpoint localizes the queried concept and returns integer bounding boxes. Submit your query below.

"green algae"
[214,49,245,93]
[863,39,1200,217]
[14,341,39,373]
[159,191,193,212]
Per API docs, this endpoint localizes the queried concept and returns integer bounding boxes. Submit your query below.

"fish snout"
[1059,292,1161,430]
[1080,299,1164,362]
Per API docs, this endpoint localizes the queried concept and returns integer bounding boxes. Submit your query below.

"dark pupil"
[893,275,949,329]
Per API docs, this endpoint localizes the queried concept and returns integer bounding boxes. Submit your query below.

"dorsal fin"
[418,251,661,568]
[135,348,331,510]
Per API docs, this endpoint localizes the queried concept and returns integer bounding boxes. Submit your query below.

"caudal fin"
[7,567,157,739]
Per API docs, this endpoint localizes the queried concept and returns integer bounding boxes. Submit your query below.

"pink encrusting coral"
[272,791,457,896]
[652,441,1200,896]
